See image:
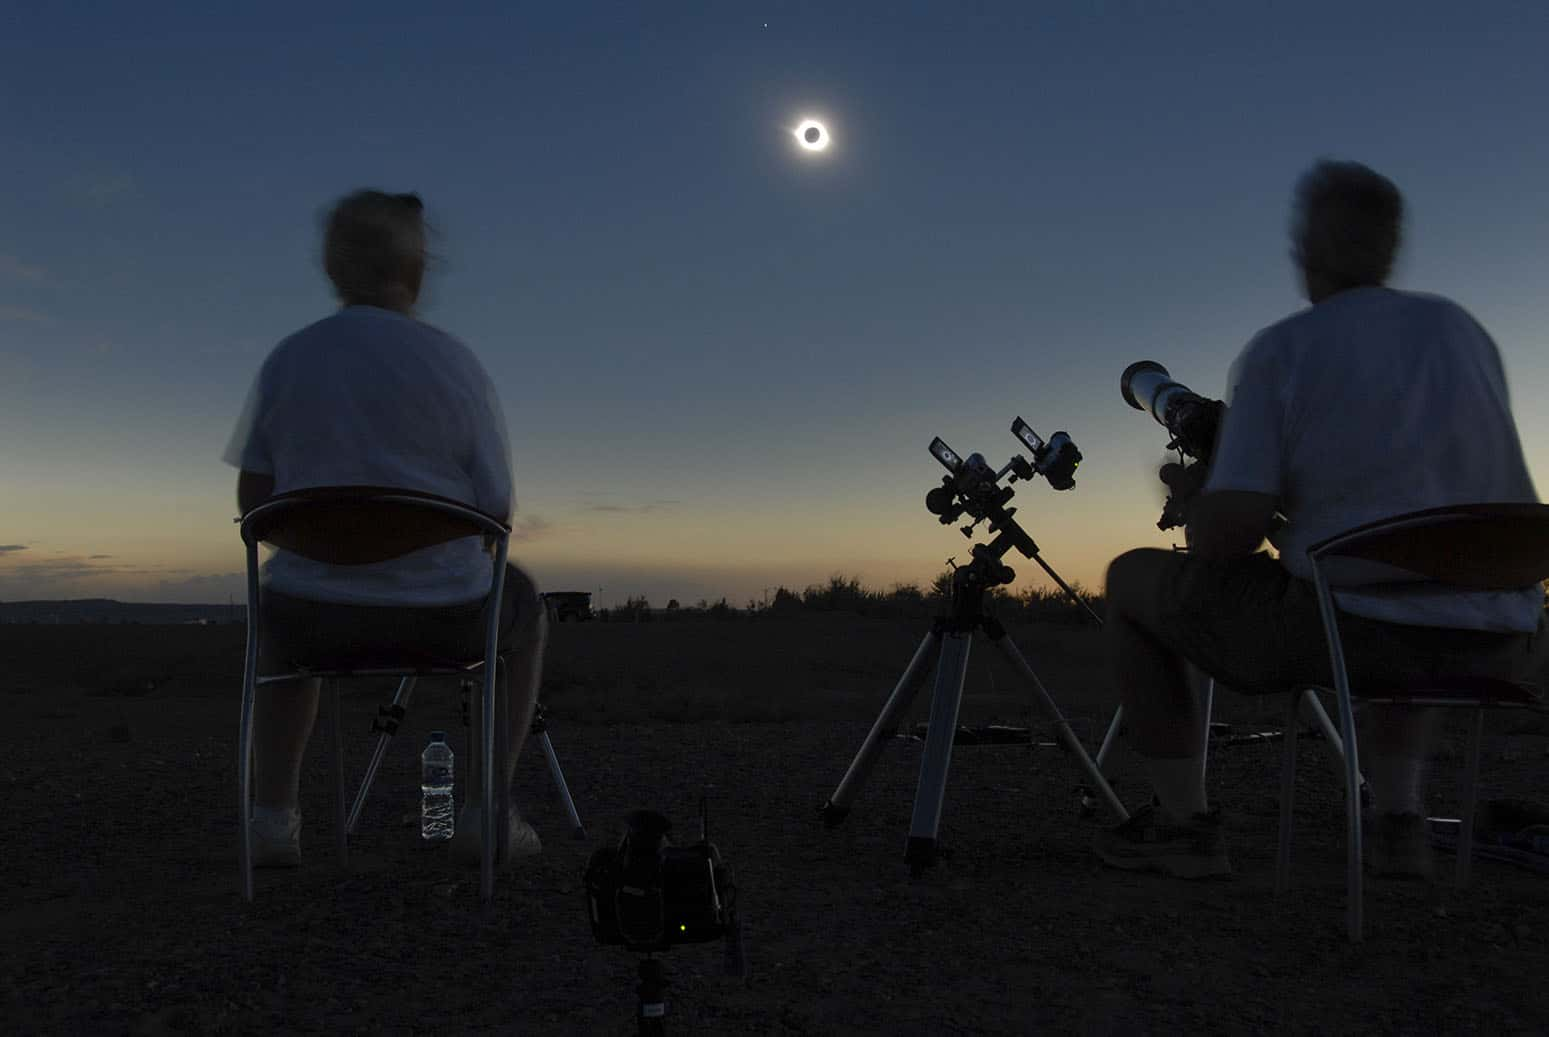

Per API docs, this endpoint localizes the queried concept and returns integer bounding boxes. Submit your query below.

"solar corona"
[795,119,829,152]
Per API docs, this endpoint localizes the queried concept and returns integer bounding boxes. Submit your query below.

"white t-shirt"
[1204,286,1541,633]
[223,306,514,606]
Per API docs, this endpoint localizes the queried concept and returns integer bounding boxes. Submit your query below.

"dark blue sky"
[3,2,1547,604]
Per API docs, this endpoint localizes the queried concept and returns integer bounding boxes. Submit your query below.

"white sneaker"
[250,805,302,868]
[450,804,542,869]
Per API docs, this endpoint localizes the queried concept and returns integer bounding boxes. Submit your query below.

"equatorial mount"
[820,416,1126,871]
[923,416,1081,591]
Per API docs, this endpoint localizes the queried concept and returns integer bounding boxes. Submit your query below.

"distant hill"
[0,599,245,625]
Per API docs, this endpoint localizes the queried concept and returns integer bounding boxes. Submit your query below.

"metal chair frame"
[237,488,567,907]
[1273,503,1549,941]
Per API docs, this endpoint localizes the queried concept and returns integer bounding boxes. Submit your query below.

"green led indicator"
[679,924,687,932]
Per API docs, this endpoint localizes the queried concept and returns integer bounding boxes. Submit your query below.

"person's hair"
[321,189,429,310]
[1290,160,1404,289]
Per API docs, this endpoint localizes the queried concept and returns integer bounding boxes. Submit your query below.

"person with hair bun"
[225,189,545,871]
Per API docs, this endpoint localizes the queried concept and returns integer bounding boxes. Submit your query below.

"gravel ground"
[4,623,1548,1034]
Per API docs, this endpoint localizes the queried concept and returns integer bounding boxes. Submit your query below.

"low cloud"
[0,305,51,324]
[0,545,27,553]
[0,553,161,598]
[510,514,552,541]
[88,554,112,559]
[0,255,44,280]
[153,571,246,602]
[581,499,681,515]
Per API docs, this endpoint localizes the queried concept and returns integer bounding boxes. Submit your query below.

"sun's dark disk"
[804,126,821,144]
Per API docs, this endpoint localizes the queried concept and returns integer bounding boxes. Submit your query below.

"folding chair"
[236,486,585,908]
[1274,503,1549,942]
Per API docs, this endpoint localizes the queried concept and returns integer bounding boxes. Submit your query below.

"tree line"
[600,573,1104,625]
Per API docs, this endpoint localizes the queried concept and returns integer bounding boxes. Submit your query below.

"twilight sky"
[2,2,1547,607]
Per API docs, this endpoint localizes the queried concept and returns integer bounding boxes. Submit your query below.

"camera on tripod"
[923,418,1080,588]
[584,801,739,957]
[1120,361,1224,531]
[819,413,1129,867]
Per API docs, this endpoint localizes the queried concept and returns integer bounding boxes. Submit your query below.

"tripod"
[822,547,1129,874]
[636,957,667,1036]
[343,675,586,841]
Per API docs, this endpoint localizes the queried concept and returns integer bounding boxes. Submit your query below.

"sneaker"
[1093,803,1232,879]
[450,804,542,869]
[250,805,302,869]
[1366,811,1434,880]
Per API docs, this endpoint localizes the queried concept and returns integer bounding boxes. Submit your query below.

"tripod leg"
[994,635,1129,821]
[1299,687,1370,803]
[536,728,587,840]
[906,631,972,873]
[347,677,418,835]
[823,629,940,826]
[1095,705,1124,770]
[1081,704,1126,816]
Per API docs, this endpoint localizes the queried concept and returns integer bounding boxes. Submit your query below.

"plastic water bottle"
[421,731,455,841]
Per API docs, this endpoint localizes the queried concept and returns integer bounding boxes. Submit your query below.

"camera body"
[584,809,735,954]
[924,417,1080,526]
[920,418,1079,588]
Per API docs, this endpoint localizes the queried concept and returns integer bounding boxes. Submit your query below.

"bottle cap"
[429,730,447,743]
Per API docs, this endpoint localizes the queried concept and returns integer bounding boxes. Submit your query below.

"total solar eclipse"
[795,119,830,152]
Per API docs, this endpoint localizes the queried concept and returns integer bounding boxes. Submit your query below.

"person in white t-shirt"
[226,190,544,869]
[1094,161,1546,880]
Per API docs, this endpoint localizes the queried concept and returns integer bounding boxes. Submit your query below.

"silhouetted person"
[1095,160,1545,879]
[225,189,544,868]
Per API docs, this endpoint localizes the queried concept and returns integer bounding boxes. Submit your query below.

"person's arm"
[224,349,277,512]
[464,357,515,552]
[237,470,276,515]
[1186,332,1286,558]
[1186,490,1279,559]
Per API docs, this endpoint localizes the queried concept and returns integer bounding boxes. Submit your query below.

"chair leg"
[480,660,498,907]
[239,670,257,903]
[1275,692,1301,897]
[495,659,512,848]
[239,544,260,903]
[1458,709,1486,889]
[331,679,348,869]
[1335,695,1364,943]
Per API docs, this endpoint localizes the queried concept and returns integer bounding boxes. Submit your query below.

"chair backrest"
[238,486,509,566]
[1307,503,1549,592]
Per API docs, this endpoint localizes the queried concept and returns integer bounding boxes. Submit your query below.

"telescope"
[1121,361,1224,530]
[1120,361,1223,463]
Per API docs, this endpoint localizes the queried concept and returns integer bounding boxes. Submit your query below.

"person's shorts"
[1150,551,1548,696]
[257,564,541,675]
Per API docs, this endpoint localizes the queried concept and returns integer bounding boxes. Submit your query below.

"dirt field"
[3,619,1548,1034]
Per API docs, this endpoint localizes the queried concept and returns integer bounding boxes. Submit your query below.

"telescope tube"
[1120,361,1191,429]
